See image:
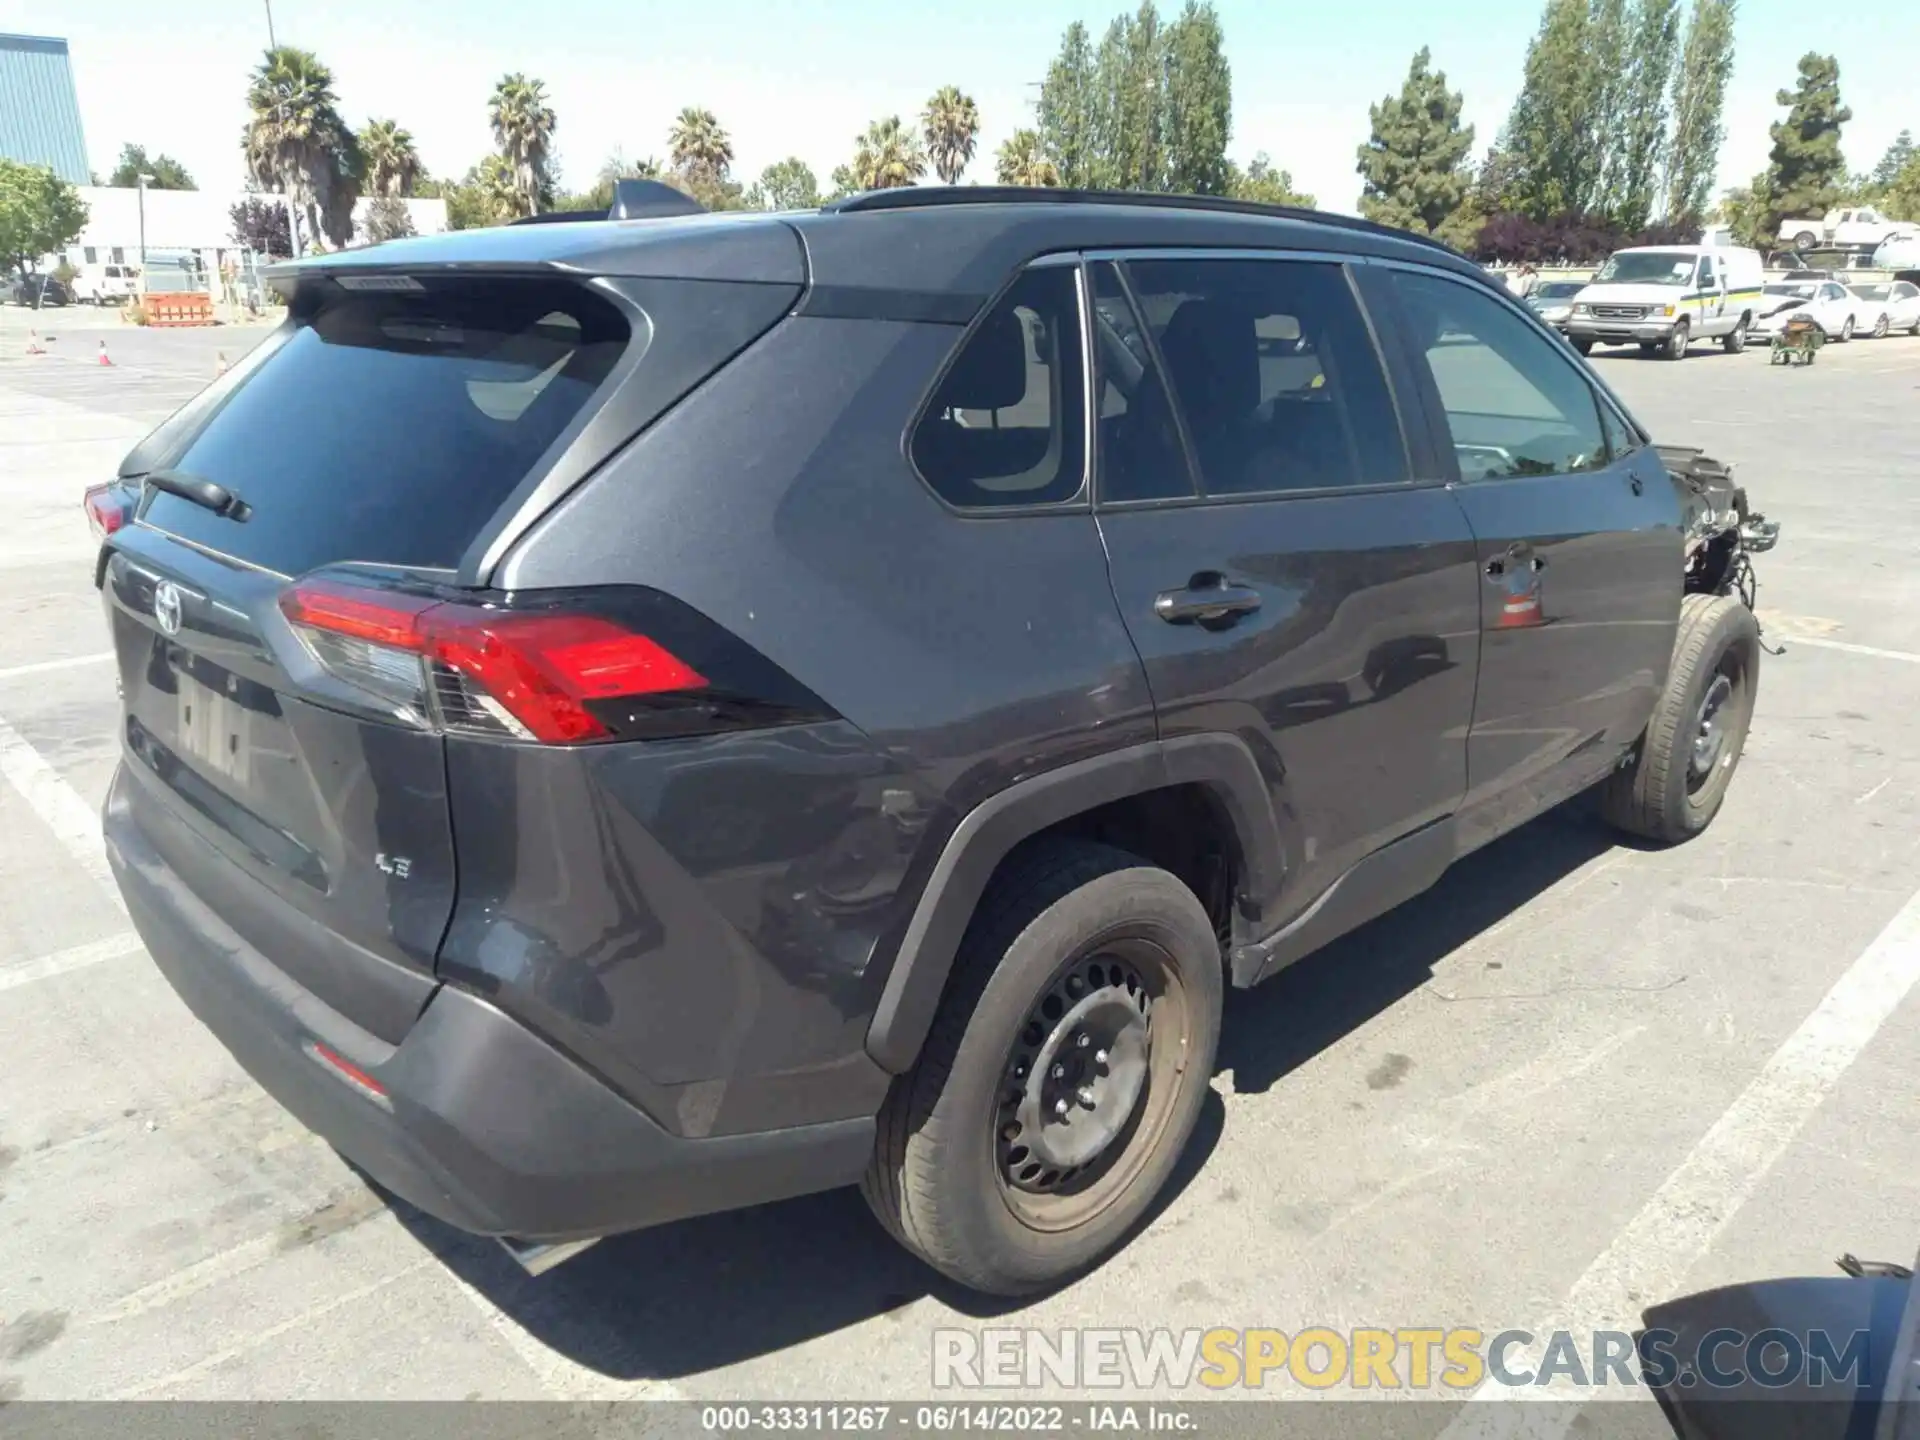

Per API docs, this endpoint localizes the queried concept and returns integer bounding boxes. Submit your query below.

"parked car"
[89,183,1778,1297]
[1524,278,1586,329]
[1846,281,1920,337]
[72,263,139,305]
[1751,279,1871,342]
[1872,233,1920,270]
[12,274,72,307]
[1778,206,1906,253]
[1565,243,1765,358]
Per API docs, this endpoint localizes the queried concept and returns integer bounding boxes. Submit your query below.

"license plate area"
[175,666,255,785]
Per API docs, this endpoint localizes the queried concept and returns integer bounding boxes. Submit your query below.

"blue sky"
[5,0,1915,214]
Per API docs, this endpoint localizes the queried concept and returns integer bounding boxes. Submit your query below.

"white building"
[62,185,449,276]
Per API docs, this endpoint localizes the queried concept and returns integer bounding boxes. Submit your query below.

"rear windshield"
[139,279,630,576]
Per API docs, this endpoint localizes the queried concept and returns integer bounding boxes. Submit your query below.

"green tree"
[1098,0,1167,190]
[1715,173,1772,248]
[362,194,415,243]
[1870,130,1914,190]
[1037,21,1099,187]
[1663,0,1737,223]
[107,144,195,190]
[1501,0,1602,218]
[668,107,734,182]
[921,86,981,185]
[850,116,926,190]
[1586,0,1632,216]
[242,47,360,251]
[1612,0,1681,229]
[1761,53,1852,233]
[997,130,1061,186]
[1161,1,1231,195]
[488,74,556,216]
[750,157,821,210]
[359,119,421,197]
[0,160,89,275]
[1227,153,1312,206]
[827,163,858,201]
[1883,151,1920,223]
[1355,47,1475,236]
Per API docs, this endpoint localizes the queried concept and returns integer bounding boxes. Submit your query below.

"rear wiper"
[146,468,249,521]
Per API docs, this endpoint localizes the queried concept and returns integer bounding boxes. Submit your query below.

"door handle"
[1155,574,1262,625]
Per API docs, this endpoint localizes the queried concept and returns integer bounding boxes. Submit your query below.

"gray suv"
[91,184,1773,1296]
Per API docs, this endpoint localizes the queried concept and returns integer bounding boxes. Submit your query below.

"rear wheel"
[1838,315,1855,342]
[1871,314,1890,338]
[1663,321,1690,360]
[1600,594,1760,844]
[863,839,1223,1295]
[1722,318,1748,353]
[1793,230,1818,250]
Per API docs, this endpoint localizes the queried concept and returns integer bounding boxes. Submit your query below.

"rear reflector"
[305,1039,391,1107]
[83,482,134,539]
[280,579,708,744]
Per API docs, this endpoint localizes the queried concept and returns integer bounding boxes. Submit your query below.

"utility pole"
[265,0,277,49]
[137,173,153,283]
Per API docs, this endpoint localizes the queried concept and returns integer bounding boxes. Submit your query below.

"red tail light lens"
[84,482,134,538]
[280,579,707,744]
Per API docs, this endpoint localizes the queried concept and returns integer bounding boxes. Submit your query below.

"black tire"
[1600,594,1760,844]
[1639,341,1660,356]
[1572,338,1594,356]
[1838,315,1854,342]
[1722,318,1748,353]
[1793,230,1817,250]
[1663,320,1690,360]
[863,839,1223,1295]
[1871,314,1889,339]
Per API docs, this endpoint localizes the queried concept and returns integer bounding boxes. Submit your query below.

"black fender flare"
[863,733,1285,1074]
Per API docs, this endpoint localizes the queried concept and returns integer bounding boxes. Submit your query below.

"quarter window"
[1389,270,1609,481]
[910,266,1087,509]
[1115,258,1407,496]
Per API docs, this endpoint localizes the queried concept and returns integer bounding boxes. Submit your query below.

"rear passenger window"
[910,267,1087,509]
[1390,270,1609,481]
[1119,258,1407,496]
[1091,262,1195,503]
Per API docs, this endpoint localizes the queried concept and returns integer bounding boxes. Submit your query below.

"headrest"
[939,309,1029,412]
[1156,299,1258,424]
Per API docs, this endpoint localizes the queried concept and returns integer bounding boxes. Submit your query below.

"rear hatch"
[101,266,793,1042]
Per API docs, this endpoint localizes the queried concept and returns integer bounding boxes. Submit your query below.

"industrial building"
[0,33,89,184]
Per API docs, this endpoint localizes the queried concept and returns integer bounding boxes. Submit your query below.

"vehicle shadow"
[385,799,1619,1382]
[1220,797,1618,1095]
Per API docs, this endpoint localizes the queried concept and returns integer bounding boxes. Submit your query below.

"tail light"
[281,578,709,744]
[84,481,136,538]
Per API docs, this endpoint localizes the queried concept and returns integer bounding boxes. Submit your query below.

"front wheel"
[1838,316,1855,342]
[863,840,1223,1295]
[1572,337,1594,356]
[1793,230,1818,250]
[1600,594,1760,844]
[1663,321,1690,360]
[1871,314,1889,339]
[1722,318,1748,353]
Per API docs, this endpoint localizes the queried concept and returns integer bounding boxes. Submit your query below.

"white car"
[1847,280,1920,336]
[1749,280,1871,342]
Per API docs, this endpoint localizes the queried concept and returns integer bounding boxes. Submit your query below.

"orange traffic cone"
[24,330,45,355]
[97,341,113,367]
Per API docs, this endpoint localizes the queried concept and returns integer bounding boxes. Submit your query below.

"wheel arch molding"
[863,734,1285,1074]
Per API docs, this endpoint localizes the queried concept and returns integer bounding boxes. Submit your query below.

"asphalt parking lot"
[2,311,1918,1427]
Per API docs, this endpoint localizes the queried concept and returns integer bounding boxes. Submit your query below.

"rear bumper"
[105,765,874,1243]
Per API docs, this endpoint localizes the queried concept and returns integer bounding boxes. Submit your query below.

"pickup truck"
[1778,207,1906,253]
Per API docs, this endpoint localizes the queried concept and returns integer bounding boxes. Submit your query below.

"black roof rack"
[508,178,706,227]
[823,185,1462,260]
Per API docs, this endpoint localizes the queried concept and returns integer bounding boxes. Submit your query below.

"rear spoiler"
[510,178,706,226]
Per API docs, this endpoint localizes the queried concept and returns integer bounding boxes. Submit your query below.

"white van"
[1564,244,1765,360]
[72,263,139,305]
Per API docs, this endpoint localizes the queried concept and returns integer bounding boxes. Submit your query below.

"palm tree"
[851,117,926,191]
[668,107,734,181]
[996,130,1060,188]
[475,154,521,224]
[921,86,980,185]
[359,118,421,198]
[242,46,361,251]
[488,73,556,215]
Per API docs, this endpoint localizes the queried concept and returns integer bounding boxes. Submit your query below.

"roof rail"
[507,178,707,227]
[824,186,1463,260]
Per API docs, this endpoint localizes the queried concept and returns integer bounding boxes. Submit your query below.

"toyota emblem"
[153,581,183,636]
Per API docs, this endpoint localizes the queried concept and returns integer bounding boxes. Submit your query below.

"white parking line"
[0,709,120,905]
[1782,635,1920,665]
[1439,882,1920,1437]
[0,930,143,994]
[0,651,114,681]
